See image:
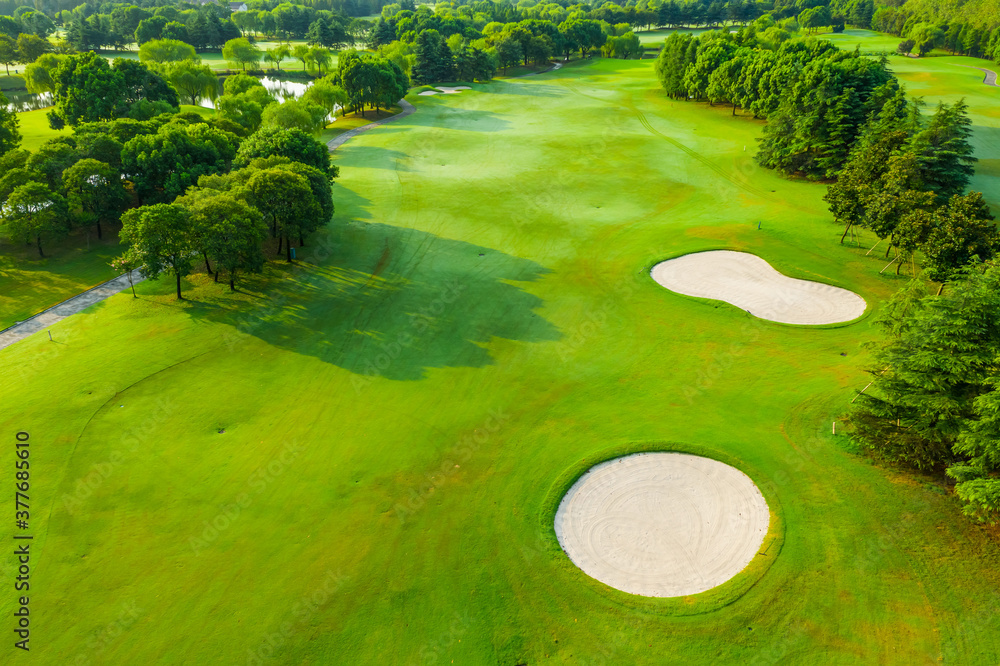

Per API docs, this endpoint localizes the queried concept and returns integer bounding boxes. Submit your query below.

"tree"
[909,100,977,201]
[134,15,168,45]
[262,98,328,134]
[921,192,1000,289]
[0,91,19,156]
[51,52,127,127]
[308,46,332,75]
[16,34,50,65]
[217,78,275,133]
[234,127,337,177]
[264,44,289,71]
[222,37,262,72]
[292,44,311,71]
[26,137,79,189]
[113,58,179,112]
[246,168,321,262]
[1,182,68,258]
[495,35,520,74]
[110,247,143,298]
[63,158,128,240]
[0,34,17,75]
[122,123,239,204]
[412,29,454,84]
[159,60,219,106]
[23,53,65,94]
[180,191,267,291]
[302,77,348,118]
[120,203,194,299]
[138,39,198,64]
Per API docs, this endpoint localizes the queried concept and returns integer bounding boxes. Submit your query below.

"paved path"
[0,272,145,351]
[326,99,416,152]
[954,64,999,87]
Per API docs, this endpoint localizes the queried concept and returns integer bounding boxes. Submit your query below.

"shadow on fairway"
[187,221,561,381]
[332,145,415,171]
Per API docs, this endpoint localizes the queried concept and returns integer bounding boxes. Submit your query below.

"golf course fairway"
[3,51,1000,664]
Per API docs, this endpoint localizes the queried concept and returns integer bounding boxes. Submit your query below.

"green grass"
[318,104,402,143]
[0,74,25,91]
[821,30,1000,213]
[0,225,122,330]
[98,41,337,73]
[820,28,904,53]
[14,107,68,152]
[4,40,1000,664]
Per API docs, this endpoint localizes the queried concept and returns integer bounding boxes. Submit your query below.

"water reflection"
[5,90,53,112]
[199,76,312,109]
[4,76,312,113]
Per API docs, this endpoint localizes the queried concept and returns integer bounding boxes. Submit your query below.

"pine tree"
[909,100,977,201]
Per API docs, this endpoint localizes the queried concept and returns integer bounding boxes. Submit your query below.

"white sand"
[650,250,866,325]
[555,452,770,597]
[418,86,473,96]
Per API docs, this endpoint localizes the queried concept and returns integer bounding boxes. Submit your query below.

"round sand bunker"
[651,250,866,325]
[554,452,770,597]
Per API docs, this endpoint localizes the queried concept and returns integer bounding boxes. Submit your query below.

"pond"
[4,90,53,113]
[4,76,312,113]
[199,76,314,109]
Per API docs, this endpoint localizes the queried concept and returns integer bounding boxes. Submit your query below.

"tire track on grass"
[628,103,781,204]
[38,349,216,567]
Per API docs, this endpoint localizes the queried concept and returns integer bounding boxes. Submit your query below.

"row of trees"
[851,263,1000,524]
[871,4,1000,61]
[656,18,896,178]
[0,99,336,294]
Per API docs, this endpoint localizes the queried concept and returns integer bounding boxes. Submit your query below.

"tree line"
[1,51,338,297]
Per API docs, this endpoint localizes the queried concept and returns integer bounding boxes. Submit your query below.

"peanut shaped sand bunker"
[554,452,770,597]
[651,250,866,325]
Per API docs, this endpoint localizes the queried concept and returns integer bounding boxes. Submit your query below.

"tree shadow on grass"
[186,221,561,381]
[332,145,415,171]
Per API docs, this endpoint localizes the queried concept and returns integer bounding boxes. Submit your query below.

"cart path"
[326,99,416,151]
[0,272,145,351]
[954,64,998,87]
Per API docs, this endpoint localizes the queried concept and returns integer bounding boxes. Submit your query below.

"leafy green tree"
[23,53,65,94]
[63,158,128,240]
[494,35,520,74]
[161,21,189,43]
[292,44,311,71]
[158,60,219,106]
[246,168,321,261]
[138,39,198,64]
[26,137,79,189]
[222,37,262,72]
[908,100,977,201]
[921,192,1000,289]
[302,77,349,117]
[852,275,990,470]
[110,247,143,298]
[113,58,179,112]
[120,203,194,299]
[51,51,126,127]
[951,370,1000,523]
[262,98,328,133]
[655,32,696,99]
[264,44,289,71]
[234,127,336,177]
[16,33,49,64]
[180,190,267,291]
[0,91,19,156]
[0,34,17,75]
[412,29,455,84]
[122,123,239,204]
[1,182,69,258]
[134,15,167,45]
[308,46,332,75]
